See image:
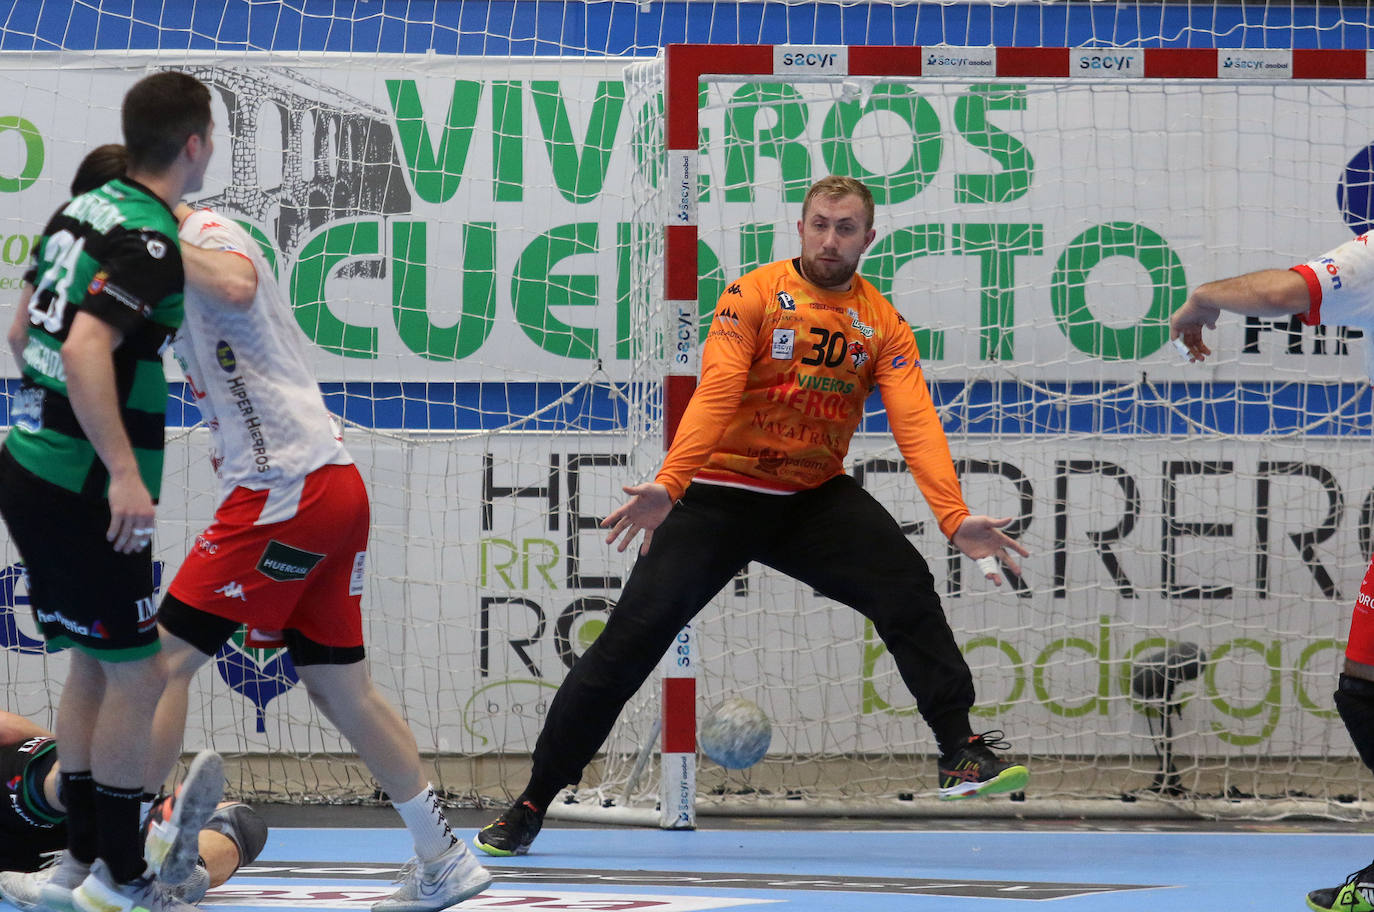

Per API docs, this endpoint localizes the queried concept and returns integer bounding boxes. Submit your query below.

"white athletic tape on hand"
[977,556,999,576]
[1172,337,1191,359]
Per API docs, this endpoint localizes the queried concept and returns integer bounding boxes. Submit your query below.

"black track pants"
[529,475,977,789]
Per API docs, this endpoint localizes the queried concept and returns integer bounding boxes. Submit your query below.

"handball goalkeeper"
[477,175,1030,857]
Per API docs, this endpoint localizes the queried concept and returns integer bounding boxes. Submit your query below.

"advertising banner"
[1,54,1372,766]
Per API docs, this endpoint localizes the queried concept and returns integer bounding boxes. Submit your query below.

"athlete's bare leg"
[96,653,167,789]
[57,650,165,791]
[198,828,239,888]
[294,662,428,804]
[143,631,213,792]
[54,652,104,774]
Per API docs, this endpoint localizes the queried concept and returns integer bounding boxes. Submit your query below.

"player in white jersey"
[145,203,492,912]
[170,208,350,519]
[1171,230,1374,912]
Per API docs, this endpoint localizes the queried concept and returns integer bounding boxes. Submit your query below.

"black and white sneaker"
[937,731,1029,799]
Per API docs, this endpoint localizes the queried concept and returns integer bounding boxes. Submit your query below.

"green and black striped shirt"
[7,177,184,499]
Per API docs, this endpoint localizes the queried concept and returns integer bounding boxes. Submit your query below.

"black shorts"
[0,735,65,872]
[0,447,159,660]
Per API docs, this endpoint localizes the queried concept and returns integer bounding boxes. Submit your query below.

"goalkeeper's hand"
[602,482,674,555]
[952,515,1029,588]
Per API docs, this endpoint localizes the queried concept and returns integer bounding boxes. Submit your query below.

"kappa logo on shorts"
[256,540,326,582]
[216,581,247,601]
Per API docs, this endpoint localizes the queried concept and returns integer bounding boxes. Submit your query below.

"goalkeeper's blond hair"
[802,175,875,231]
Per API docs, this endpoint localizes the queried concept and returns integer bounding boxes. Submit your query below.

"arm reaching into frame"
[1170,269,1310,364]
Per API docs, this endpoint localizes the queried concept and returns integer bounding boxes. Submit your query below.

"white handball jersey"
[175,208,351,522]
[1295,232,1374,377]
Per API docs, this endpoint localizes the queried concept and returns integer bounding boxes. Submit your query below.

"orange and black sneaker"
[937,731,1029,799]
[474,799,544,856]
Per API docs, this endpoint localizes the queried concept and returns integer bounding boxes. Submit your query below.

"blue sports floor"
[135,809,1374,911]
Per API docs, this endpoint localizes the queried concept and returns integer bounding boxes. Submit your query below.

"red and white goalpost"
[634,43,1374,825]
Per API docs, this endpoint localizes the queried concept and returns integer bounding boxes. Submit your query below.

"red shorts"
[1348,556,1374,666]
[168,463,368,649]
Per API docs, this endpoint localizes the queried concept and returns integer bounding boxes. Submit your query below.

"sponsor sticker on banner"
[668,151,696,226]
[773,45,847,75]
[672,301,698,371]
[1218,49,1291,78]
[922,46,997,76]
[1071,48,1144,77]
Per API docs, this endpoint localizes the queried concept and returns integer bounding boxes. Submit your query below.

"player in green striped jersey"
[0,71,217,912]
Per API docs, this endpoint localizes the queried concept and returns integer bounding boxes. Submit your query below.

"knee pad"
[1334,674,1374,774]
[203,803,268,866]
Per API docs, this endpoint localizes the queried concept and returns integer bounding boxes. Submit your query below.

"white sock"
[392,783,455,862]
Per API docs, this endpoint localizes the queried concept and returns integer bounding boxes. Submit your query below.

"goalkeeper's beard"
[798,251,860,291]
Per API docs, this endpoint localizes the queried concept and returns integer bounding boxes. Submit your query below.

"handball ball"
[699,697,771,769]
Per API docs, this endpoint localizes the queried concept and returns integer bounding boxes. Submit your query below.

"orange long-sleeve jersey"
[654,257,972,539]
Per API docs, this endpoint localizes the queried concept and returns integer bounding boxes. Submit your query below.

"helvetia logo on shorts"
[256,540,326,582]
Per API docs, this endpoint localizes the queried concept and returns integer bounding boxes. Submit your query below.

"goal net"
[0,14,1372,823]
[593,44,1374,821]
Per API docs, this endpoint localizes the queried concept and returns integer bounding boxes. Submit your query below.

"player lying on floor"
[0,710,267,910]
